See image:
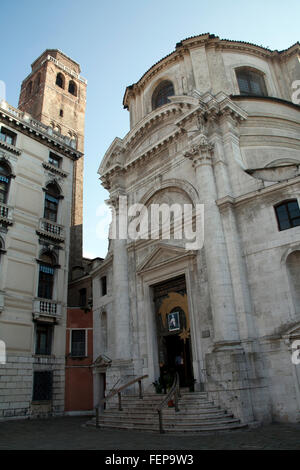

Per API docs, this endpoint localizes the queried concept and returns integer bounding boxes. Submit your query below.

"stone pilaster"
[184,132,239,345]
[108,189,132,362]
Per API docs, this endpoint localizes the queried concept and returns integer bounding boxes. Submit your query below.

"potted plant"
[188,378,196,392]
[152,379,163,394]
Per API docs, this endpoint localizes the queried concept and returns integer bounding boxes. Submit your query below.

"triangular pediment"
[137,243,194,273]
[93,354,112,368]
[98,137,125,176]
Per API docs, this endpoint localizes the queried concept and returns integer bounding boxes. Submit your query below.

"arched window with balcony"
[0,161,11,204]
[236,68,268,97]
[68,80,77,96]
[152,80,175,110]
[56,73,65,89]
[44,182,60,223]
[38,252,56,300]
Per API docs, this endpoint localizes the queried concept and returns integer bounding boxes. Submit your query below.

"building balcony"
[33,298,62,321]
[0,202,13,226]
[36,218,65,242]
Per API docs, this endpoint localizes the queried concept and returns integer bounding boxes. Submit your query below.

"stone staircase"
[87,391,248,434]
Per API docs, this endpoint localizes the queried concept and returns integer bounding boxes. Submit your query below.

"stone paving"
[0,416,300,450]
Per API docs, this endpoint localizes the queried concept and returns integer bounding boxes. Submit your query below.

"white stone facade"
[92,34,300,424]
[0,100,82,419]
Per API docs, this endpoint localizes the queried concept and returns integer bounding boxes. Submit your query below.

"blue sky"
[1,0,299,258]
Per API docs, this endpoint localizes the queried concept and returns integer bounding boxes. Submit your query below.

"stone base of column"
[204,346,272,425]
[105,359,135,399]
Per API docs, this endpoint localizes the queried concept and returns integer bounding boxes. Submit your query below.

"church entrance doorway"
[152,275,194,388]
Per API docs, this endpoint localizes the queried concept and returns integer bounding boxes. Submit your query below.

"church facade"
[92,33,300,424]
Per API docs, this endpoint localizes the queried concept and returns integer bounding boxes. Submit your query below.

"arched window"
[152,80,175,110]
[56,73,65,89]
[68,80,77,96]
[38,252,56,300]
[27,81,32,96]
[236,68,267,96]
[53,124,61,134]
[275,200,300,231]
[68,132,77,148]
[35,73,41,92]
[44,183,60,222]
[0,162,11,204]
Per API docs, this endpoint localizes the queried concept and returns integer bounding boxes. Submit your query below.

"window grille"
[71,330,86,357]
[32,371,53,401]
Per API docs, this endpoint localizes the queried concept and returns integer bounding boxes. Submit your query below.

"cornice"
[123,34,299,108]
[42,162,68,177]
[100,93,248,190]
[0,101,83,161]
[217,176,300,208]
[0,140,21,156]
[89,254,113,277]
[231,95,300,112]
[124,101,188,149]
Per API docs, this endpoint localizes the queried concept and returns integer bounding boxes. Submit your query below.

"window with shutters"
[275,200,300,231]
[0,127,17,146]
[71,329,86,357]
[236,68,267,96]
[35,324,53,355]
[0,162,11,204]
[38,253,56,300]
[44,182,60,222]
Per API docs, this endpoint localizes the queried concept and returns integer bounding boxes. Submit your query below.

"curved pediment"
[246,159,300,182]
[146,186,194,207]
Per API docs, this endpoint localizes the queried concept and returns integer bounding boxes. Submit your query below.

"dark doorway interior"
[163,334,193,388]
[153,275,194,389]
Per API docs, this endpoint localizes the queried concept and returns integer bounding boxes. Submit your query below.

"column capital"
[184,134,214,168]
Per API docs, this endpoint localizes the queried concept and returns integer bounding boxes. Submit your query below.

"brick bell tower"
[18,49,87,275]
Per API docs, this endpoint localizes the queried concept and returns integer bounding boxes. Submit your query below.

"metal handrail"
[157,372,180,433]
[95,374,148,427]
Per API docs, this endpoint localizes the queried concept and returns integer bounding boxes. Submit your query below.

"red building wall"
[65,308,93,412]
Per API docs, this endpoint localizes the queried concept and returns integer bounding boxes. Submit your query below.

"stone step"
[95,411,239,425]
[106,402,217,411]
[91,420,247,434]
[101,409,227,418]
[88,390,245,434]
[112,392,208,401]
[99,414,235,425]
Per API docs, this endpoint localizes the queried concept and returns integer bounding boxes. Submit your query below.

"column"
[110,190,132,360]
[184,134,240,345]
[217,114,256,342]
